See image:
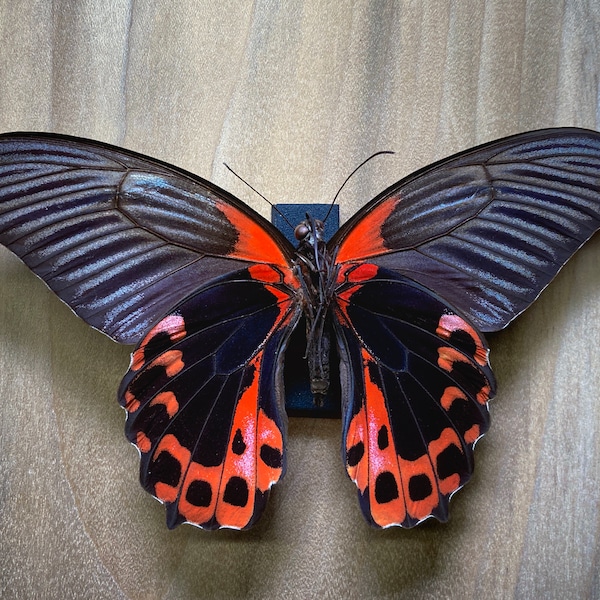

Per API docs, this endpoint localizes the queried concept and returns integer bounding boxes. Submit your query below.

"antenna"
[223,163,295,230]
[323,150,395,223]
[225,150,395,230]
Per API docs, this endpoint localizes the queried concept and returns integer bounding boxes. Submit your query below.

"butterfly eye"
[294,223,310,240]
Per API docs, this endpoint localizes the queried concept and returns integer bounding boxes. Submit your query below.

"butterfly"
[1,128,600,531]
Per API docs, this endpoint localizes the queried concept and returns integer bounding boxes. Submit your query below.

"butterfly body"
[292,214,339,402]
[1,128,600,529]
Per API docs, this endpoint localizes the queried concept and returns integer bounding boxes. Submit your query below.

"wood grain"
[0,2,599,598]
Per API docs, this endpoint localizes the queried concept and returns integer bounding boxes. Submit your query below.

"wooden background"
[0,2,599,599]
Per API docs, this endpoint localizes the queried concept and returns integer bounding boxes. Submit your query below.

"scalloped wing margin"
[118,265,301,530]
[334,264,494,528]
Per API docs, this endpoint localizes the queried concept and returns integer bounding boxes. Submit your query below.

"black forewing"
[331,128,600,332]
[0,132,294,343]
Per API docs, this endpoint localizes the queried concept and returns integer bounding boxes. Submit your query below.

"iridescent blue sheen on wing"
[331,128,600,331]
[0,133,293,343]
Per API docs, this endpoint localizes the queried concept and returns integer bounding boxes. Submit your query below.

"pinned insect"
[1,128,599,529]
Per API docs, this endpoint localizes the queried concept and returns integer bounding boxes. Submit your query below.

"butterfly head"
[294,214,325,249]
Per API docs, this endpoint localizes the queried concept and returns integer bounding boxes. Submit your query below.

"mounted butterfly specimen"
[1,128,600,530]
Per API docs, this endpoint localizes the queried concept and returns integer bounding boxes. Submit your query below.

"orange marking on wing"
[153,315,187,341]
[337,262,379,284]
[151,352,283,529]
[178,462,224,526]
[248,264,297,332]
[334,304,349,328]
[336,196,397,262]
[123,390,140,413]
[256,409,284,492]
[351,263,379,281]
[397,453,438,522]
[255,280,297,339]
[215,354,262,529]
[477,384,492,405]
[216,200,289,267]
[178,355,284,529]
[437,346,467,372]
[429,428,463,496]
[149,350,185,377]
[345,406,369,493]
[248,263,282,283]
[131,315,187,371]
[152,434,190,503]
[131,348,146,372]
[438,347,491,405]
[150,391,180,418]
[360,348,407,528]
[440,386,467,410]
[436,314,488,366]
[372,491,407,529]
[463,424,481,445]
[136,431,152,454]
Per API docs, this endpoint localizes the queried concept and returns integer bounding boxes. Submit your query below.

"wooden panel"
[0,2,598,598]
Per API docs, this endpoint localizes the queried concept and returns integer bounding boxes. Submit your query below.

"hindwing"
[119,266,301,529]
[330,129,600,527]
[334,264,494,527]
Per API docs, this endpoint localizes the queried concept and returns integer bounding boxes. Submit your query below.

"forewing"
[0,133,293,343]
[334,264,494,528]
[332,128,600,332]
[119,265,301,530]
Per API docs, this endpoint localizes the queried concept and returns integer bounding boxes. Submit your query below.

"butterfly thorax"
[293,215,339,405]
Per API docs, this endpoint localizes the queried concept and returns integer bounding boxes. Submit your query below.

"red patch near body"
[337,262,379,284]
[248,263,282,283]
[345,406,369,493]
[216,200,289,267]
[336,196,397,262]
